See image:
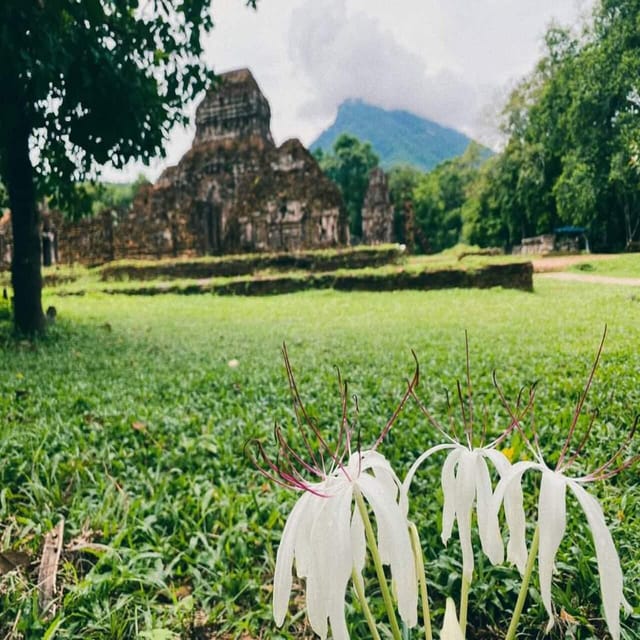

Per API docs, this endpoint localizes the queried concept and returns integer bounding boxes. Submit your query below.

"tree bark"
[5,111,45,334]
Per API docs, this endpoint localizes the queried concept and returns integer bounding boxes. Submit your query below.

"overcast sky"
[103,0,594,182]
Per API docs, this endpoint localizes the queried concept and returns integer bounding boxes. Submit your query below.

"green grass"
[569,254,640,277]
[0,279,639,638]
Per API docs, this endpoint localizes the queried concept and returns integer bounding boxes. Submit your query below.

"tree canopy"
[315,134,380,240]
[466,0,640,251]
[0,0,255,333]
[386,145,485,253]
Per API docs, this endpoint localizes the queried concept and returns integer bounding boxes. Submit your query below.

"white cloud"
[287,0,593,141]
[100,0,594,181]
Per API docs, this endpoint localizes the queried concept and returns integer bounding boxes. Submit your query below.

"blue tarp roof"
[554,226,587,234]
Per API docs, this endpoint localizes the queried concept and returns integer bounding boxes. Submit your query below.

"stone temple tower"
[361,167,394,244]
[194,68,274,145]
[108,68,348,258]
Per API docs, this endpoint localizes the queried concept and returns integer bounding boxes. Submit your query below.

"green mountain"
[311,100,488,172]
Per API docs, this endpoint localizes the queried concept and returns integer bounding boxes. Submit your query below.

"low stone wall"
[98,245,404,280]
[98,261,533,296]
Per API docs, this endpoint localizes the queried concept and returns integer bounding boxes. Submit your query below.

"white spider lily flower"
[273,450,418,639]
[493,460,630,640]
[491,331,637,640]
[440,597,465,640]
[401,341,531,582]
[251,348,421,639]
[401,441,526,581]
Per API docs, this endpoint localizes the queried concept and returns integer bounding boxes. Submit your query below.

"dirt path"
[537,272,640,286]
[530,254,617,272]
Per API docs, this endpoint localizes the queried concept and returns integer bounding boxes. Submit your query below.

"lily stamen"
[282,344,348,476]
[247,439,329,496]
[402,342,533,590]
[556,408,600,472]
[410,388,457,445]
[582,415,640,481]
[373,351,420,449]
[464,331,475,436]
[556,327,607,470]
[492,374,544,464]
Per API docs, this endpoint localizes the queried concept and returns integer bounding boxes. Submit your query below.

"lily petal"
[353,451,402,564]
[360,450,400,486]
[481,448,527,572]
[324,487,355,640]
[492,460,541,573]
[492,460,541,509]
[569,481,624,640]
[475,454,504,566]
[306,484,354,639]
[538,470,567,632]
[358,473,418,627]
[305,571,328,639]
[441,597,465,640]
[441,449,461,545]
[273,491,313,626]
[400,443,457,516]
[455,450,478,581]
[305,493,335,639]
[503,478,527,574]
[294,491,322,578]
[351,506,366,575]
[480,447,511,476]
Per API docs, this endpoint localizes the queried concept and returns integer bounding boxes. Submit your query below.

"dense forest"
[466,0,640,252]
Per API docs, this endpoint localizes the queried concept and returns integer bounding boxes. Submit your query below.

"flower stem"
[352,568,382,640]
[505,526,540,640]
[408,522,433,640]
[459,575,470,638]
[354,488,403,640]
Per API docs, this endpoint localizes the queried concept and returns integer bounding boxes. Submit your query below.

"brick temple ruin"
[362,167,394,244]
[0,69,348,266]
[125,68,348,258]
[0,68,401,268]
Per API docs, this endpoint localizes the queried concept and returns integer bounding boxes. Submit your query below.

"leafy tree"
[411,144,484,253]
[316,134,379,239]
[0,180,7,210]
[471,1,640,251]
[0,0,255,334]
[81,174,151,218]
[552,153,597,227]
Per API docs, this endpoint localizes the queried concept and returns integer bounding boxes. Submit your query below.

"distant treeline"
[315,133,492,253]
[67,174,150,219]
[468,0,640,252]
[0,174,150,220]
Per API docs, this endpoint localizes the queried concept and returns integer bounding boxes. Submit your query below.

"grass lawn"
[569,253,640,278]
[0,279,639,638]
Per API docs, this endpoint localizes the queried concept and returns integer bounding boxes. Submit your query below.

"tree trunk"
[5,113,45,334]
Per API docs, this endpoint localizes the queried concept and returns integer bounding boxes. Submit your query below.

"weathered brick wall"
[195,68,274,145]
[106,68,348,261]
[233,139,346,252]
[55,211,114,265]
[362,168,394,244]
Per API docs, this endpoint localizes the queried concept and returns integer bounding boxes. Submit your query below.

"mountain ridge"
[311,100,486,172]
